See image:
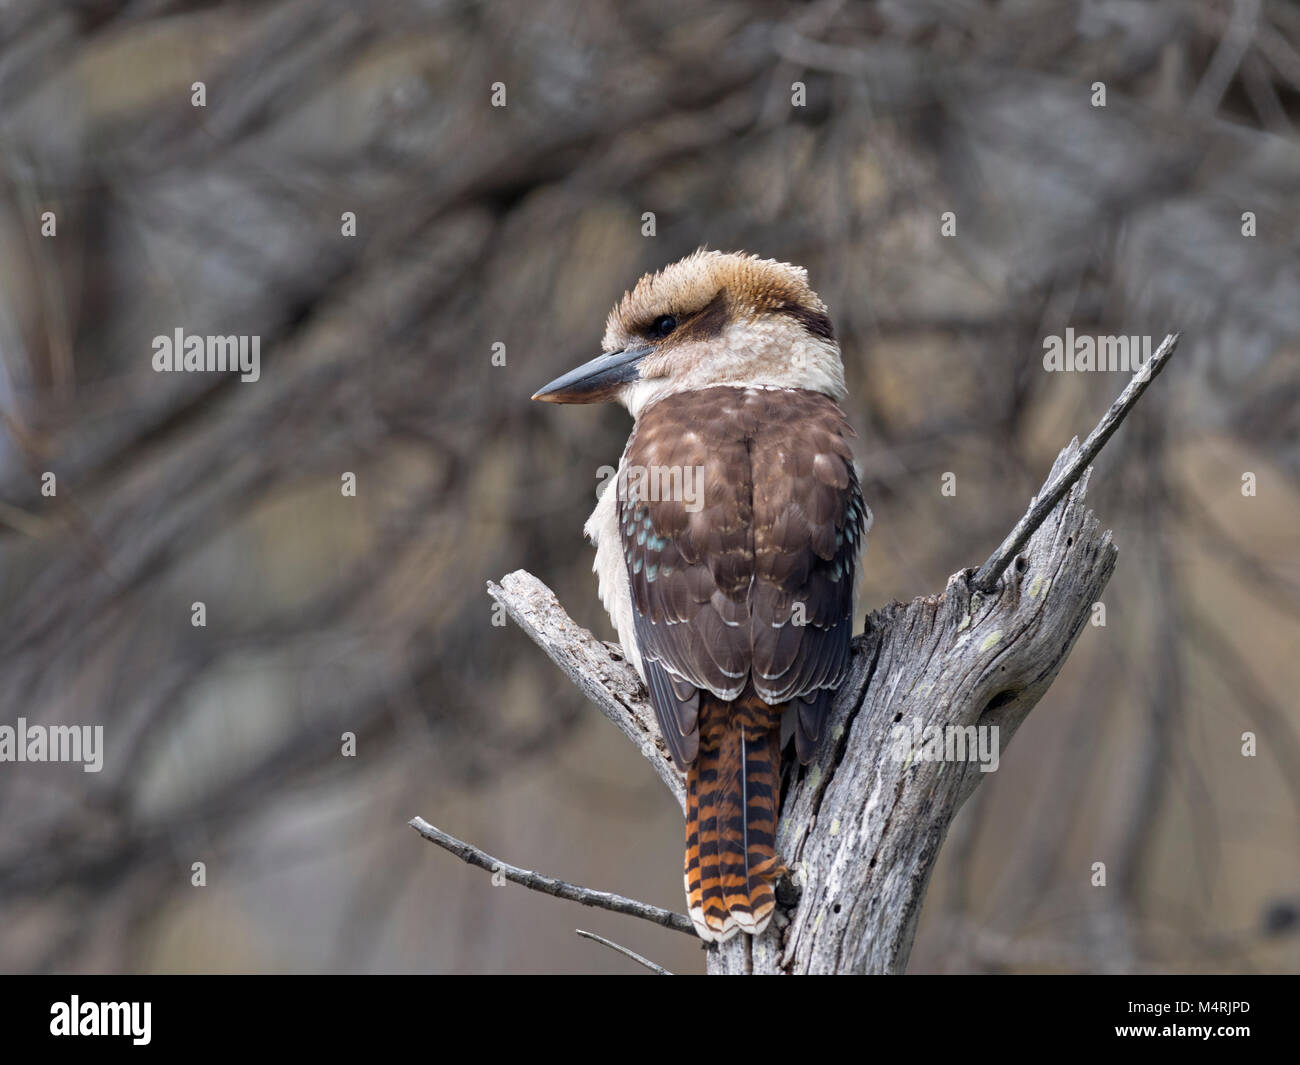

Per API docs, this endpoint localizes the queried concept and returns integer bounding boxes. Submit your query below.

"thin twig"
[407,817,695,936]
[576,929,674,974]
[971,332,1180,593]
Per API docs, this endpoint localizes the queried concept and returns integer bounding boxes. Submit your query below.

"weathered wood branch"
[748,443,1117,975]
[481,580,686,808]
[971,332,1179,592]
[464,335,1180,974]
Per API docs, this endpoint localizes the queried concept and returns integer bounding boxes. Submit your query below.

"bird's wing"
[620,386,863,768]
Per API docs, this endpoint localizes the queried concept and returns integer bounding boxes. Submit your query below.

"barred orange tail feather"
[684,692,784,942]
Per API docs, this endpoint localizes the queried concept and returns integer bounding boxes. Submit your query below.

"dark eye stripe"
[640,290,730,342]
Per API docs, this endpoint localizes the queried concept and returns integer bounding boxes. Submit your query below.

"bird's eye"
[651,315,677,338]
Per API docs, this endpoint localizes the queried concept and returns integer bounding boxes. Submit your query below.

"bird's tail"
[684,693,785,942]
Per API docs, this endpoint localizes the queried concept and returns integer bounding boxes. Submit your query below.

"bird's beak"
[531,345,653,403]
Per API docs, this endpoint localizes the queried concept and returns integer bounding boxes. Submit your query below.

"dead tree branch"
[971,333,1181,592]
[483,579,686,807]
[420,334,1181,973]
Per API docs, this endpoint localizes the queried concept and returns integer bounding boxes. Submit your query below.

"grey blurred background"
[0,0,1297,975]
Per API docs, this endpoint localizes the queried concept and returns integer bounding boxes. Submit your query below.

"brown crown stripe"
[778,300,835,341]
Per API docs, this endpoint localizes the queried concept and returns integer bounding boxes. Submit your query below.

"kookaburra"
[533,250,866,942]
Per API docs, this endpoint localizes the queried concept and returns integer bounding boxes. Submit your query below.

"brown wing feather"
[622,386,864,768]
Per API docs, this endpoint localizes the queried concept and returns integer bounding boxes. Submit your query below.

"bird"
[532,250,866,942]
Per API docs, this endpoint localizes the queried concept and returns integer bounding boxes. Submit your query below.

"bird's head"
[532,250,845,416]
